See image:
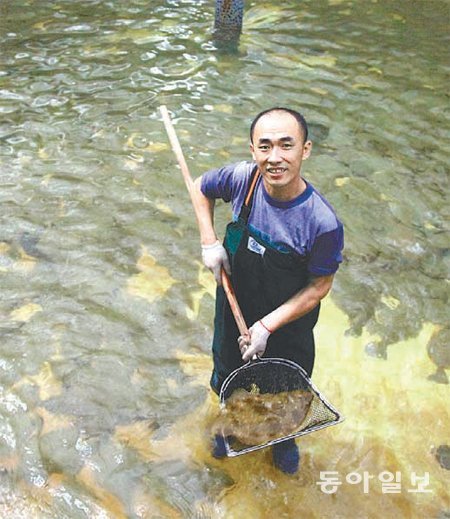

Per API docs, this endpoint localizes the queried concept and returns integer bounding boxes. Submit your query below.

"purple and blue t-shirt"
[201,161,344,276]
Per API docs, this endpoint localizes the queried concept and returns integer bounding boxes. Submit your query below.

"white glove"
[201,240,231,284]
[239,320,271,362]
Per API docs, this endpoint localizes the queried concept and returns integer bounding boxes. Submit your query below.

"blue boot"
[212,434,227,458]
[272,439,300,474]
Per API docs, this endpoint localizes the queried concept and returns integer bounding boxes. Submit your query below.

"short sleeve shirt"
[201,161,344,275]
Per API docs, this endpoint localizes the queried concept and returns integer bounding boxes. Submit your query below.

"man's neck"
[263,176,307,202]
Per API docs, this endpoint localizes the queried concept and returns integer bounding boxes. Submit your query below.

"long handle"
[160,105,249,337]
[220,270,248,337]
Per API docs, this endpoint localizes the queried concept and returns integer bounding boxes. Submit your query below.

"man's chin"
[266,176,287,187]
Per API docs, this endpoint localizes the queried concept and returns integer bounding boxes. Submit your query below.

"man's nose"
[268,146,282,163]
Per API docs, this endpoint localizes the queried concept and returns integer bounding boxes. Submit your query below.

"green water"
[1,1,449,517]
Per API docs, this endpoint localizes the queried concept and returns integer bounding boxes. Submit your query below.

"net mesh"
[219,357,343,456]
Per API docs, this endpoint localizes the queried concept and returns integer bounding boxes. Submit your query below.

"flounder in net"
[214,388,313,446]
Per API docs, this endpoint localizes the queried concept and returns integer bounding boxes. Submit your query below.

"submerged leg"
[272,439,300,474]
[212,434,228,458]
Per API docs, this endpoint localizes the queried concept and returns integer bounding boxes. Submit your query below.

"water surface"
[0,0,449,517]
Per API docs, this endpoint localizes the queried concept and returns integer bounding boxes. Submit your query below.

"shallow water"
[0,0,449,517]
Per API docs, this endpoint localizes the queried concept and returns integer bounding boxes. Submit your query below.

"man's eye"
[258,145,269,151]
[282,143,293,149]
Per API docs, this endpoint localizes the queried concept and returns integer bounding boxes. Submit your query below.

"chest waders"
[211,167,320,394]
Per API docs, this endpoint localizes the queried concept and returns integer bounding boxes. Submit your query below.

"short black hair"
[250,107,309,144]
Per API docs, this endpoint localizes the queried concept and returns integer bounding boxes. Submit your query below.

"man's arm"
[240,274,334,361]
[193,176,218,246]
[262,274,334,332]
[193,176,231,284]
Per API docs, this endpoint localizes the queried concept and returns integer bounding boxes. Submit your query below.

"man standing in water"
[193,107,343,474]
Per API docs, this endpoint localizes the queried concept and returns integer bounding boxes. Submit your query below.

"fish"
[427,326,450,384]
[213,0,244,47]
[19,231,51,261]
[435,445,450,470]
[213,388,313,446]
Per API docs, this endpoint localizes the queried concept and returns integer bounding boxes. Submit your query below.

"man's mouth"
[267,168,286,177]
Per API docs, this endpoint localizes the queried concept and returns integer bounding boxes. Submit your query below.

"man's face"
[250,111,312,200]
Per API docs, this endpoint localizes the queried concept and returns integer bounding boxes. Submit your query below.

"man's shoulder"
[201,161,255,201]
[215,160,254,178]
[202,161,253,183]
[307,183,342,233]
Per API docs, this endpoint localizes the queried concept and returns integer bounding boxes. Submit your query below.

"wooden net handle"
[160,105,249,337]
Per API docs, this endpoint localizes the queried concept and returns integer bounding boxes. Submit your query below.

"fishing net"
[217,357,343,457]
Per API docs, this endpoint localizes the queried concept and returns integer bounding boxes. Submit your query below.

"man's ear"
[250,143,256,160]
[302,140,312,159]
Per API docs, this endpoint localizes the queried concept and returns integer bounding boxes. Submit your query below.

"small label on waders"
[247,236,266,256]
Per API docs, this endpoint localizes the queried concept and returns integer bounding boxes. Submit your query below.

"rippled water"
[1,0,449,517]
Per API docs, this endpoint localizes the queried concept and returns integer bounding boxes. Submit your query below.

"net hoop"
[218,357,344,457]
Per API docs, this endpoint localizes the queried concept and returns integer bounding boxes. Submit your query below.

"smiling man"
[193,107,344,474]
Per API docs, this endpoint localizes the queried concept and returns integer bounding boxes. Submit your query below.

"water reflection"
[0,0,449,517]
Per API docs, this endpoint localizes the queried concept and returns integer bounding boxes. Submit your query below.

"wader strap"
[238,166,260,224]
